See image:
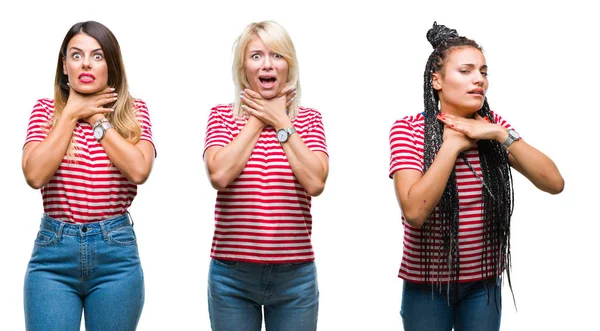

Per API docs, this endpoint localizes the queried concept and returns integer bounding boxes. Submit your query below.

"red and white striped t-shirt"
[24,98,154,224]
[204,104,328,264]
[389,111,515,283]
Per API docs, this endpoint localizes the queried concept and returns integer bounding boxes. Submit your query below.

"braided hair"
[421,22,515,305]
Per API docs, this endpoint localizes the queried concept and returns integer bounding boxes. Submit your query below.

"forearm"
[399,144,460,227]
[507,140,564,194]
[22,115,77,189]
[205,118,264,190]
[281,135,328,196]
[99,129,154,184]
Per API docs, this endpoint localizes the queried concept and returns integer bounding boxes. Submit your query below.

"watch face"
[509,129,520,140]
[94,126,104,140]
[277,129,288,142]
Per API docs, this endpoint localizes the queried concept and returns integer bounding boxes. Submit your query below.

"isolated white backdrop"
[0,1,596,330]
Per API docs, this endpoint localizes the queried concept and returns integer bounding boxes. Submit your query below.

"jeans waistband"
[40,213,131,239]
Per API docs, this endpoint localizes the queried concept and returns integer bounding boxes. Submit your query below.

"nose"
[82,55,92,69]
[261,56,273,70]
[473,72,484,86]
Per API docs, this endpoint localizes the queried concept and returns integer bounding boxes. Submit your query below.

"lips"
[468,88,484,96]
[78,73,96,83]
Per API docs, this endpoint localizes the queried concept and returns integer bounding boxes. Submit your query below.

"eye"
[93,53,104,61]
[459,69,470,74]
[72,53,82,60]
[251,53,261,60]
[273,53,283,59]
[481,71,488,77]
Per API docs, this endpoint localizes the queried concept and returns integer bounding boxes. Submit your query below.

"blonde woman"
[204,21,329,331]
[22,21,155,331]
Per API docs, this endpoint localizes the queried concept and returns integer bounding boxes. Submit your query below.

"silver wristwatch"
[502,129,520,149]
[92,118,113,141]
[277,127,296,143]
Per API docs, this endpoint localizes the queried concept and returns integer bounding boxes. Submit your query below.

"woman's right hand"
[63,86,117,123]
[442,124,477,154]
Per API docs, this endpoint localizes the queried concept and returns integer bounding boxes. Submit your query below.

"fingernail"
[114,97,118,100]
[451,124,455,128]
[110,87,115,91]
[290,97,295,102]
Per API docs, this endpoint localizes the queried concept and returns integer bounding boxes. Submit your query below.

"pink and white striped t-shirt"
[389,111,515,283]
[204,104,328,264]
[24,98,154,224]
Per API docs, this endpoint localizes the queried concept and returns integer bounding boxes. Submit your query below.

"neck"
[439,102,477,118]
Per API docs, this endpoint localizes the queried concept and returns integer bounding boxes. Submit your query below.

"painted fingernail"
[451,124,455,128]
[290,97,295,102]
[110,87,115,91]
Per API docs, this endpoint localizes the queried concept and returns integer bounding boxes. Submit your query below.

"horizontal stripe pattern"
[389,111,514,283]
[204,104,327,263]
[24,98,154,223]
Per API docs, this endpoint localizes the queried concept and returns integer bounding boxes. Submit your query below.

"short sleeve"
[204,106,234,157]
[301,109,328,156]
[491,110,517,132]
[389,118,424,178]
[133,99,156,156]
[24,99,53,147]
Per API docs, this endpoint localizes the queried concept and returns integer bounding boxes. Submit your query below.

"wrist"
[275,117,293,131]
[494,125,509,143]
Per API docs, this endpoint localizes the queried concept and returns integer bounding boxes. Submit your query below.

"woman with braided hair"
[389,22,564,330]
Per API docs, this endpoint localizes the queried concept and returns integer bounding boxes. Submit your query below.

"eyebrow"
[68,47,103,53]
[460,63,488,70]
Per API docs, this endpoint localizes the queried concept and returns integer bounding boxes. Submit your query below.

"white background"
[1,0,597,330]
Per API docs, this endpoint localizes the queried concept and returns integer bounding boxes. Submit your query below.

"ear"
[62,57,67,75]
[432,72,442,91]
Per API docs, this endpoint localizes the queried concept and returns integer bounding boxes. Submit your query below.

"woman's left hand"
[436,112,506,142]
[241,88,296,129]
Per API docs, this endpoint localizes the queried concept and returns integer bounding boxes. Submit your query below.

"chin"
[258,90,278,100]
[72,84,103,95]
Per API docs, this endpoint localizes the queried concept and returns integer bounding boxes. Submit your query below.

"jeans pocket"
[108,225,137,246]
[34,229,56,246]
[213,259,239,269]
[290,260,314,270]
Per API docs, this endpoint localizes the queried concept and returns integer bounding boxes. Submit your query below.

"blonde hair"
[52,21,141,157]
[232,21,301,119]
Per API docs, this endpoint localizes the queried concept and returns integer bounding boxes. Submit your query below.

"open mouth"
[259,76,276,89]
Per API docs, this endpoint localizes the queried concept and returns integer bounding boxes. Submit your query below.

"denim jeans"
[400,277,502,331]
[24,213,144,331]
[208,259,319,331]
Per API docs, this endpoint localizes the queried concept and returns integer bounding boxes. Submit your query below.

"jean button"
[82,226,88,233]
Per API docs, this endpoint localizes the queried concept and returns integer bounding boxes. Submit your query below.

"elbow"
[547,177,565,195]
[209,173,230,191]
[128,169,151,185]
[23,172,47,190]
[305,181,326,197]
[25,177,45,190]
[401,208,428,229]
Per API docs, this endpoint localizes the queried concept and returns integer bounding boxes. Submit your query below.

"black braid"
[421,22,515,306]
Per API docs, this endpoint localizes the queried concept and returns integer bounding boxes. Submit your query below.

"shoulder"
[32,98,55,117]
[391,112,424,132]
[211,103,234,115]
[133,98,148,110]
[296,106,323,122]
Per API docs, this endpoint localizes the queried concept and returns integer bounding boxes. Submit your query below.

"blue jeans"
[208,259,319,331]
[400,277,502,331]
[24,214,144,331]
